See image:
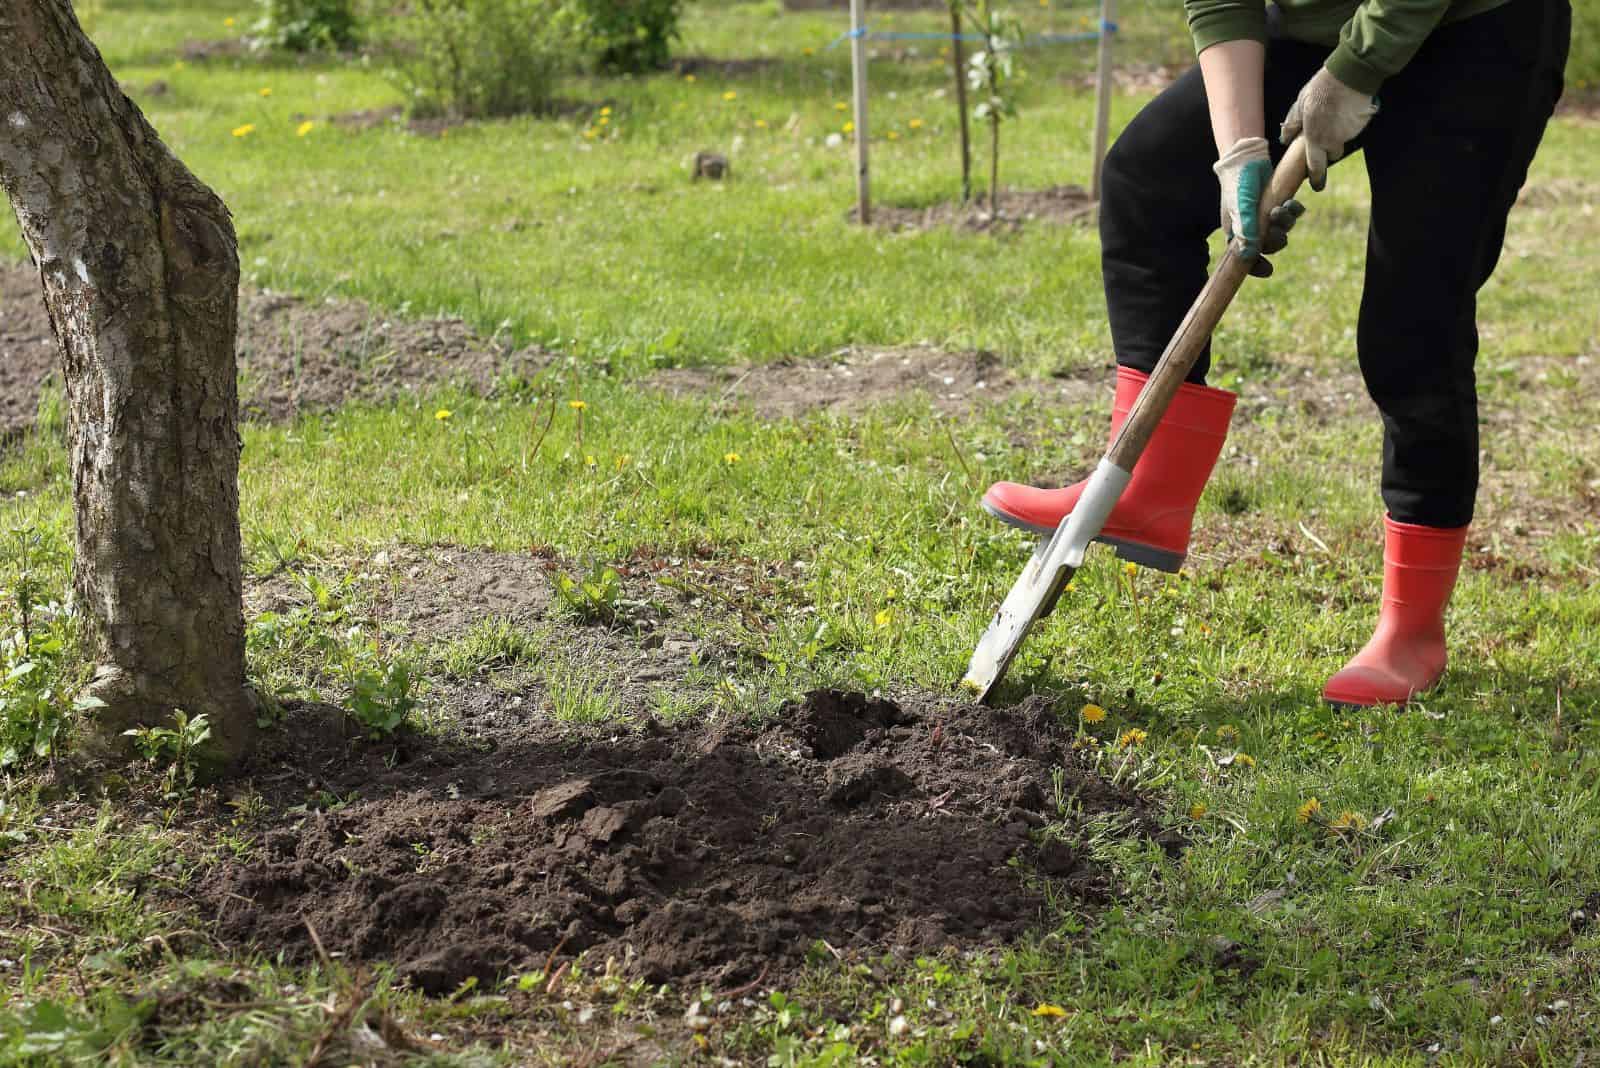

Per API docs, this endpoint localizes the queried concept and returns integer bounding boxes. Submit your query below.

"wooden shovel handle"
[1105,138,1310,471]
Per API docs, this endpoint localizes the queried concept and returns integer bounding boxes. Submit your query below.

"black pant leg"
[1099,39,1325,382]
[1355,0,1570,527]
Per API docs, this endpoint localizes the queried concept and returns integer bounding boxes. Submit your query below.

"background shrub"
[579,0,684,73]
[392,0,585,118]
[1569,0,1599,94]
[253,0,362,52]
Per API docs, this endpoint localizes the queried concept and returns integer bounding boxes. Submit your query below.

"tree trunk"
[0,0,256,766]
[989,115,1000,216]
[949,4,972,205]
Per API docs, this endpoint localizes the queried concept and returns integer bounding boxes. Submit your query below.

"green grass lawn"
[2,0,1599,1064]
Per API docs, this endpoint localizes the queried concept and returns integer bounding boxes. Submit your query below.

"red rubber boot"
[1322,517,1469,709]
[981,366,1237,573]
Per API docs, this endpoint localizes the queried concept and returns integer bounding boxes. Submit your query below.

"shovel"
[960,139,1311,702]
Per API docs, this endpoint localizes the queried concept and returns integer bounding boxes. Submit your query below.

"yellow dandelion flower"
[583,128,597,140]
[887,130,899,140]
[1296,797,1322,824]
[1330,810,1367,833]
[600,106,612,116]
[435,408,452,421]
[835,101,849,111]
[224,16,236,27]
[874,608,893,628]
[842,121,854,134]
[684,73,697,82]
[1033,1004,1069,1018]
[723,90,738,101]
[755,118,768,128]
[1080,703,1106,724]
[259,87,272,97]
[296,120,315,137]
[615,454,631,470]
[231,123,255,138]
[724,451,741,464]
[1072,735,1100,750]
[1118,727,1147,748]
[803,46,815,55]
[908,118,924,129]
[1123,561,1139,577]
[568,400,587,410]
[1233,752,1255,768]
[1189,803,1207,820]
[585,454,597,466]
[1217,724,1239,742]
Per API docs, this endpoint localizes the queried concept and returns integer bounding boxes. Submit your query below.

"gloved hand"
[1280,66,1377,191]
[1214,136,1306,278]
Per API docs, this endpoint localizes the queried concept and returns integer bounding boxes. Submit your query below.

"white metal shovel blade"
[959,535,1074,703]
[959,459,1132,703]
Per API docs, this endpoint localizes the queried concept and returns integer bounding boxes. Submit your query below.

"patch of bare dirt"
[322,105,464,138]
[648,345,1104,419]
[194,688,1169,994]
[239,291,550,420]
[179,38,247,62]
[670,55,783,77]
[1514,178,1600,210]
[0,263,550,437]
[246,543,813,744]
[783,0,942,10]
[1556,89,1600,122]
[996,351,1600,577]
[1066,62,1184,96]
[0,267,57,442]
[851,186,1095,233]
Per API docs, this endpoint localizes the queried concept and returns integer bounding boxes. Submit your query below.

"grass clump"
[0,527,93,771]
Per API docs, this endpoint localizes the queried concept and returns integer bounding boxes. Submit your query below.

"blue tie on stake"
[827,23,1115,49]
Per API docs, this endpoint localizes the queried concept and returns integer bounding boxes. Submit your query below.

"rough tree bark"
[0,0,256,764]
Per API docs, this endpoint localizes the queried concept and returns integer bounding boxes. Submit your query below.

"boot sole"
[981,502,1185,574]
[1323,671,1445,712]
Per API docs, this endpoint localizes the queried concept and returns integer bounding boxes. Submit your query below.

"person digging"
[982,0,1570,707]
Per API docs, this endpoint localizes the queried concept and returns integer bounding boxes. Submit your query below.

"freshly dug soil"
[0,263,548,438]
[196,689,1171,994]
[849,186,1095,233]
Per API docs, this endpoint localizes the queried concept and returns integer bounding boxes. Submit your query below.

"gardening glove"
[1214,136,1305,278]
[1279,66,1377,192]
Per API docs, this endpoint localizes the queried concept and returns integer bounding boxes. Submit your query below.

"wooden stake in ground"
[950,2,973,204]
[1089,0,1116,200]
[849,0,871,223]
[0,0,258,765]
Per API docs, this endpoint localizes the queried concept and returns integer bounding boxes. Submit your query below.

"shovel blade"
[960,536,1077,703]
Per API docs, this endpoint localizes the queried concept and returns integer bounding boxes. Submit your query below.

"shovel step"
[983,502,1185,574]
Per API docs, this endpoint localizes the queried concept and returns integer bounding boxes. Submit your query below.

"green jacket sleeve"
[1185,0,1268,54]
[1325,0,1455,94]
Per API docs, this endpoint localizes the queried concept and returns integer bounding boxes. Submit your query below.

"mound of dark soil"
[196,689,1170,994]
